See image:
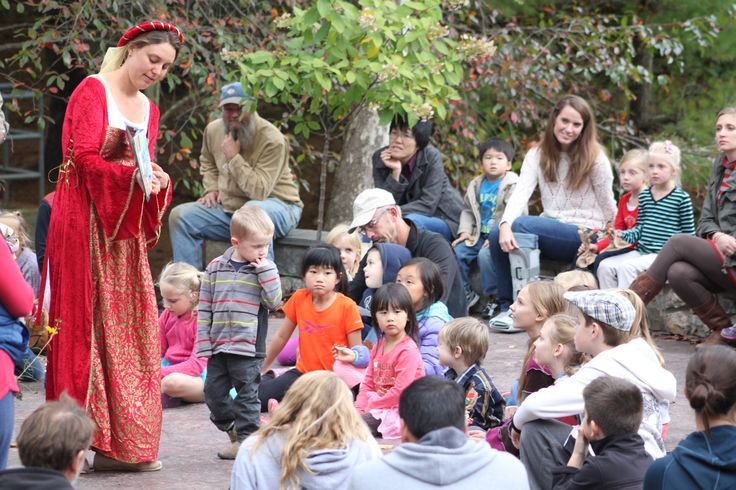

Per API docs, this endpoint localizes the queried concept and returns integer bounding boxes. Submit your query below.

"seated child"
[0,210,40,296]
[453,138,521,317]
[350,377,530,490]
[397,258,452,376]
[231,371,380,490]
[440,317,504,431]
[552,376,652,489]
[359,243,411,338]
[534,314,586,384]
[260,244,364,408]
[158,262,207,407]
[599,141,695,288]
[554,270,597,291]
[326,223,363,282]
[644,345,736,490]
[512,290,676,490]
[196,206,283,460]
[355,283,424,439]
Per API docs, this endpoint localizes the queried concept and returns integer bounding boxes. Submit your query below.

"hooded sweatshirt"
[644,425,736,490]
[359,243,412,315]
[231,431,381,490]
[349,426,529,490]
[513,337,676,458]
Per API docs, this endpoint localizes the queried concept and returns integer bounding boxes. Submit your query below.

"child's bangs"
[301,246,340,276]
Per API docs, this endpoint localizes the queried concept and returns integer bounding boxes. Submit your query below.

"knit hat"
[348,189,396,233]
[564,290,635,332]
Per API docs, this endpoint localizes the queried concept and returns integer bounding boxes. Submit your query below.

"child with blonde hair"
[326,223,363,281]
[534,313,586,382]
[158,262,207,407]
[0,210,40,296]
[439,317,505,430]
[231,371,380,490]
[554,269,597,291]
[598,141,695,288]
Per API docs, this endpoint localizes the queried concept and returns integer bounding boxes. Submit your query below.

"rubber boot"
[629,272,664,305]
[692,296,731,345]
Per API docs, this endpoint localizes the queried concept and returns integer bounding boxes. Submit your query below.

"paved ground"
[5,318,696,490]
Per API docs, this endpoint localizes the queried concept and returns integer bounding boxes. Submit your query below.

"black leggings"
[647,234,736,307]
[257,368,301,412]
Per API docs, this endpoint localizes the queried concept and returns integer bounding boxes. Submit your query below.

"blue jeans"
[489,216,582,309]
[169,198,302,269]
[0,390,13,469]
[454,238,496,296]
[406,213,453,241]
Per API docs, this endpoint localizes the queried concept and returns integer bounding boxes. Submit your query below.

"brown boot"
[692,296,731,345]
[629,272,664,305]
[217,441,241,460]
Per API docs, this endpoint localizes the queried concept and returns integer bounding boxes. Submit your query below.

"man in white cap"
[169,81,303,268]
[347,188,467,318]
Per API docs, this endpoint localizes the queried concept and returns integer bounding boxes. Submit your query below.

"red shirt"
[596,191,639,252]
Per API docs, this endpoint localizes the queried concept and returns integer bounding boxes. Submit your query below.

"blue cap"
[219,82,250,107]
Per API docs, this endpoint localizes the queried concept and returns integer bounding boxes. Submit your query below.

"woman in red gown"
[42,22,183,471]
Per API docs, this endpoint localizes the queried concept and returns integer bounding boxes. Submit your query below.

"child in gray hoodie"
[231,371,380,489]
[350,377,529,490]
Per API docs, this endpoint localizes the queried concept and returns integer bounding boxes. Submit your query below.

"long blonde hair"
[539,95,604,191]
[326,223,363,277]
[518,281,567,401]
[251,371,372,489]
[617,289,664,366]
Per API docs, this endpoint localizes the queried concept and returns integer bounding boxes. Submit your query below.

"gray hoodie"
[349,427,529,489]
[231,432,381,490]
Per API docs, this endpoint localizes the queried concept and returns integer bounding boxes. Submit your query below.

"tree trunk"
[325,106,388,229]
[316,133,331,239]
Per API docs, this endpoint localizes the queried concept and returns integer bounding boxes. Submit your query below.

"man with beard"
[169,82,303,268]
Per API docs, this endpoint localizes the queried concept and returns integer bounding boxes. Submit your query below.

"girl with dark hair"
[644,345,736,489]
[259,244,363,409]
[397,258,452,376]
[355,283,424,438]
[372,115,464,241]
[40,21,183,471]
[630,107,736,344]
[489,95,616,313]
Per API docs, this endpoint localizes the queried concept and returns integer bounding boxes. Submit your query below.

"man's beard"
[224,115,257,153]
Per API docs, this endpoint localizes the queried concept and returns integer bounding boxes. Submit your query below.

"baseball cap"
[348,188,396,233]
[564,290,635,332]
[219,82,250,107]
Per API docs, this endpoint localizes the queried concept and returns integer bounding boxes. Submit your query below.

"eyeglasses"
[359,208,389,235]
[389,129,414,141]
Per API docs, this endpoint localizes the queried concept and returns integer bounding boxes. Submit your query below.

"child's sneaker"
[481,301,499,319]
[720,325,736,342]
[466,290,480,309]
[217,441,241,460]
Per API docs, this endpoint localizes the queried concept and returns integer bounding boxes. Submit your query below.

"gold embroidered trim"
[110,168,138,241]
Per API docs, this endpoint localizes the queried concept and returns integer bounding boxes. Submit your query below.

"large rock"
[647,286,735,339]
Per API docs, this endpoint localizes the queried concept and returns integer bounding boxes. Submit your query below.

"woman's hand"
[332,344,356,363]
[152,162,170,190]
[577,243,598,255]
[381,149,402,180]
[715,232,736,256]
[452,232,471,247]
[498,222,518,252]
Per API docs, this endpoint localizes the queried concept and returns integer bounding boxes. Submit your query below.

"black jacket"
[373,144,464,235]
[349,220,467,318]
[552,433,652,490]
[0,467,74,489]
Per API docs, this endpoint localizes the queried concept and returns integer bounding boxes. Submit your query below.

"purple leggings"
[647,234,736,307]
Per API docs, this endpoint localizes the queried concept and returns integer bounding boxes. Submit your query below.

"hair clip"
[664,140,674,154]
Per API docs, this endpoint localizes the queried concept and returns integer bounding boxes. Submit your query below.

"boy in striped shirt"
[597,140,695,288]
[196,206,282,460]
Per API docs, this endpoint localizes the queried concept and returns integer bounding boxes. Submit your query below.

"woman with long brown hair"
[488,95,616,313]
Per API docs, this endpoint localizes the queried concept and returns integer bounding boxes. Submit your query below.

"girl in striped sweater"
[597,141,695,288]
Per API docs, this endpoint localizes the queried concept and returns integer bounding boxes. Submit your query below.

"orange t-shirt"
[283,289,363,373]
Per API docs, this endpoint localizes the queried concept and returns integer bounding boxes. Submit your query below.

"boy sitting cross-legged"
[552,375,652,489]
[439,317,505,431]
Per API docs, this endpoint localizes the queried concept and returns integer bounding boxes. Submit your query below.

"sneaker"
[481,302,499,319]
[217,441,242,460]
[488,310,524,333]
[466,290,480,309]
[720,325,736,342]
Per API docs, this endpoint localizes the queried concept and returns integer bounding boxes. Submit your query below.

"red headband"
[117,21,184,47]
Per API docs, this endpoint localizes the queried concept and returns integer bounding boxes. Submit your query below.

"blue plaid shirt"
[445,364,505,430]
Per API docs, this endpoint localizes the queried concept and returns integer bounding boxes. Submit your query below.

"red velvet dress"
[43,76,171,463]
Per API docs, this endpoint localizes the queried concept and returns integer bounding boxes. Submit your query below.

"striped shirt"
[620,187,695,254]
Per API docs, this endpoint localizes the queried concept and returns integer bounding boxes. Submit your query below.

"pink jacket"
[355,335,424,412]
[160,309,207,378]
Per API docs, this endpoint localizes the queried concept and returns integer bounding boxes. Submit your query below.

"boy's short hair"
[230,205,275,240]
[439,317,490,366]
[479,138,514,163]
[583,376,643,436]
[399,377,465,439]
[17,394,95,472]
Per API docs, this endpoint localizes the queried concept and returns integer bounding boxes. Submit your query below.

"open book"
[126,126,154,201]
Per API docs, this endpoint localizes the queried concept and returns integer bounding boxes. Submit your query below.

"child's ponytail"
[158,262,203,305]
